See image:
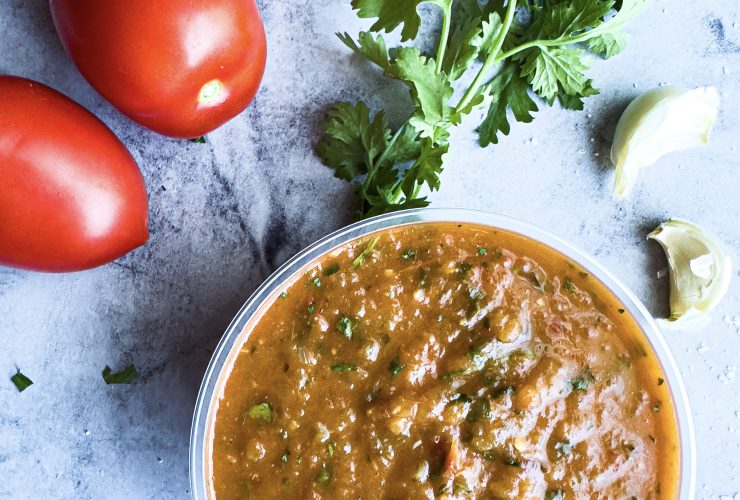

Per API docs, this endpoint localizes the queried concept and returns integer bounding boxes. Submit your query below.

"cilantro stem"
[497,4,643,62]
[434,0,453,73]
[455,0,518,113]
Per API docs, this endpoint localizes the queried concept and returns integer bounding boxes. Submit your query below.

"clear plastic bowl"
[189,208,696,499]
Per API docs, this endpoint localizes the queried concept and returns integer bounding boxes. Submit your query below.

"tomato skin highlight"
[0,76,149,272]
[50,0,268,138]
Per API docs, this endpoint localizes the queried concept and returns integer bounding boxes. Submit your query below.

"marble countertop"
[1,0,738,498]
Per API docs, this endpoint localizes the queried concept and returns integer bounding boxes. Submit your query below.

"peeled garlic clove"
[611,86,719,198]
[648,219,732,329]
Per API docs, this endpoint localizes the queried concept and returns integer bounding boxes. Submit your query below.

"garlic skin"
[611,86,720,198]
[648,219,732,329]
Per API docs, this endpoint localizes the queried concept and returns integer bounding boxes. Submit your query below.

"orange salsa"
[210,222,679,498]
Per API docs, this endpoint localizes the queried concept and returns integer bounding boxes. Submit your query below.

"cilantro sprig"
[318,0,650,218]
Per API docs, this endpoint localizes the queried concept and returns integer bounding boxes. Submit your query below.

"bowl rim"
[189,207,696,499]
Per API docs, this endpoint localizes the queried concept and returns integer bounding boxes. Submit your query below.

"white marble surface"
[1,0,739,498]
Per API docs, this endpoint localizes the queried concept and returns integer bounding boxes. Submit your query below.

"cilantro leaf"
[248,402,274,422]
[316,102,390,181]
[352,0,442,42]
[474,11,505,60]
[520,46,590,101]
[391,47,454,138]
[588,32,628,58]
[555,79,599,110]
[11,369,33,392]
[477,63,538,147]
[401,139,446,196]
[534,0,613,40]
[337,31,391,71]
[102,365,139,384]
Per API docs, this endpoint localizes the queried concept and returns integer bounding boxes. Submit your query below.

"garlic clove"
[611,86,719,198]
[648,219,732,329]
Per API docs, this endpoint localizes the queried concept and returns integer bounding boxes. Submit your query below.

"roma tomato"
[0,76,148,272]
[50,0,267,138]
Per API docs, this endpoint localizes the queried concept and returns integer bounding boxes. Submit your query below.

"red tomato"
[0,76,148,272]
[50,0,267,138]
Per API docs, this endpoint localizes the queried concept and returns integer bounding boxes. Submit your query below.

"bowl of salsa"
[190,208,695,499]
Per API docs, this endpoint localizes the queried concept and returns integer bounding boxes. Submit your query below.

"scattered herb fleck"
[102,365,139,385]
[279,291,288,299]
[389,356,405,378]
[336,316,355,339]
[401,249,417,260]
[311,277,322,287]
[323,263,340,276]
[327,442,336,458]
[248,402,274,422]
[652,403,661,413]
[281,450,291,463]
[351,236,379,269]
[571,367,595,392]
[315,465,331,485]
[554,440,573,458]
[492,386,515,398]
[307,304,316,314]
[504,458,522,468]
[546,490,564,500]
[563,278,577,294]
[477,247,488,256]
[10,370,33,392]
[457,262,472,279]
[331,362,358,373]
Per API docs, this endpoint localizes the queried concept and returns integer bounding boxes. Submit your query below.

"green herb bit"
[189,136,206,143]
[331,362,358,373]
[248,402,274,422]
[323,263,340,276]
[102,365,139,385]
[279,291,288,299]
[307,304,316,314]
[351,236,379,269]
[554,440,573,458]
[315,465,332,485]
[571,368,595,392]
[579,271,589,278]
[401,249,417,260]
[11,369,33,392]
[658,377,665,386]
[652,403,661,413]
[504,458,522,468]
[545,490,564,500]
[465,398,491,422]
[457,262,472,279]
[311,277,322,287]
[389,356,405,378]
[562,278,577,294]
[481,450,496,462]
[477,247,488,256]
[336,315,355,339]
[492,386,515,398]
[281,450,291,463]
[327,442,336,458]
